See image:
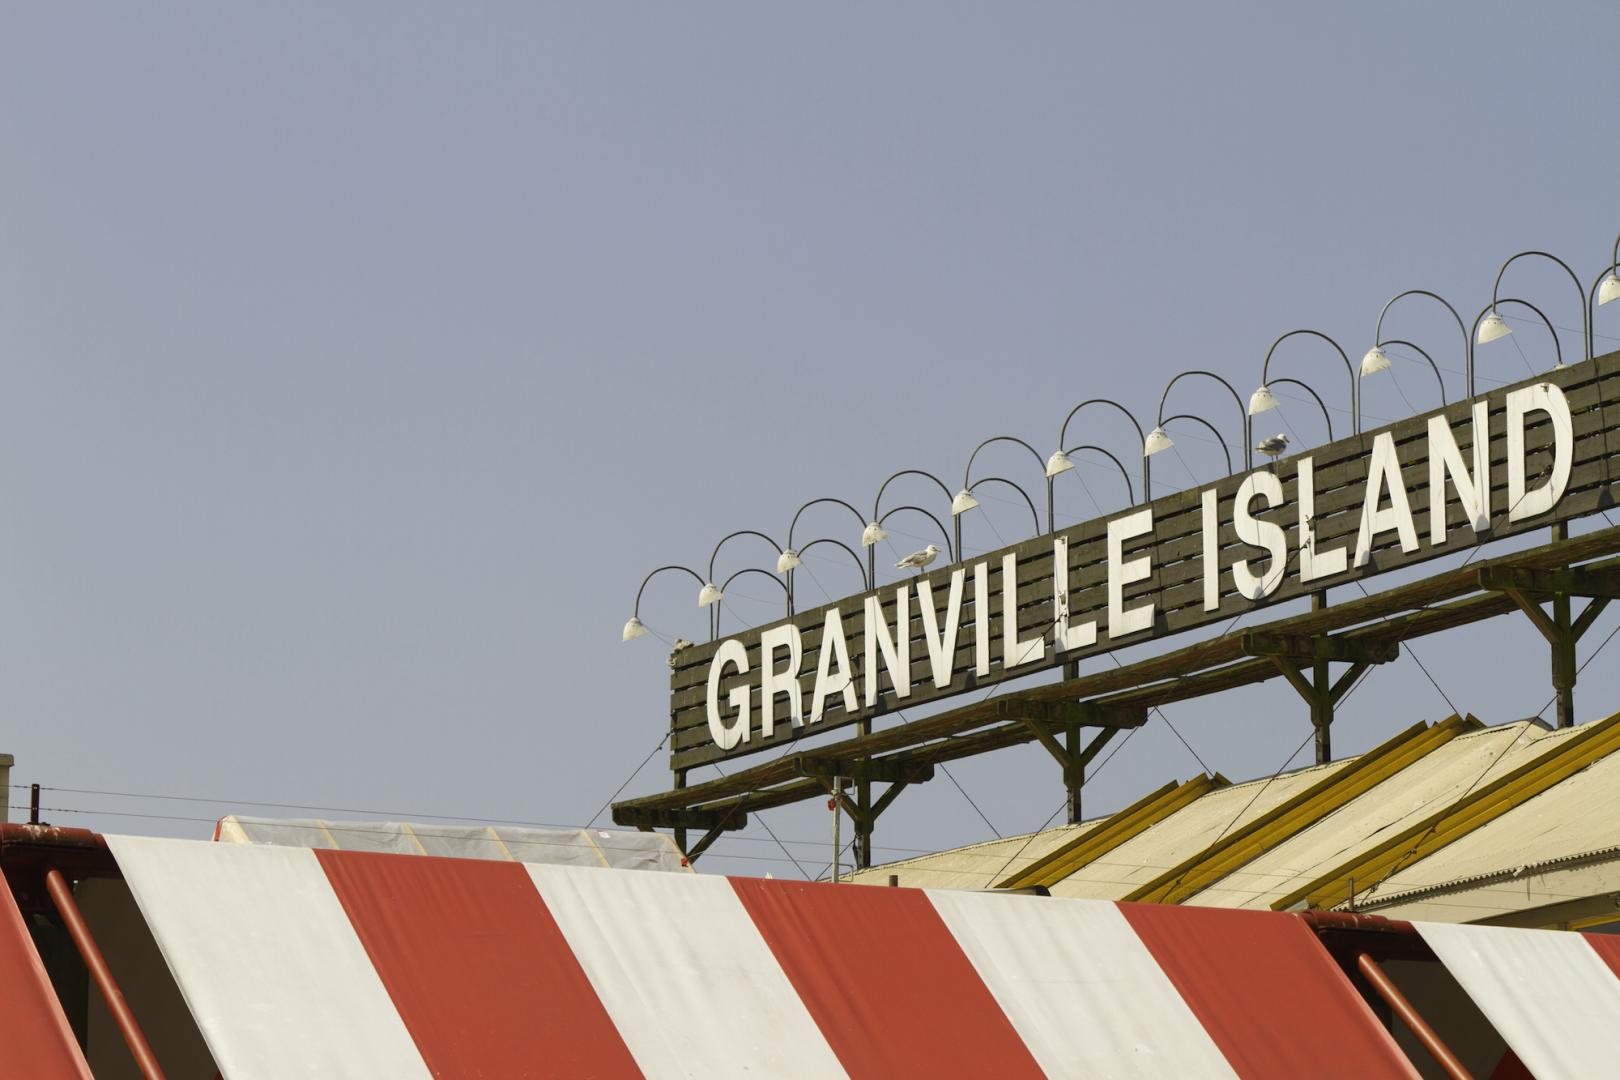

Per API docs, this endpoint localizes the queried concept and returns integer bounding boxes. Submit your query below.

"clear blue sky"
[4,3,1619,877]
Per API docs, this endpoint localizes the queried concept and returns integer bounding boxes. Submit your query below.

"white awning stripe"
[106,835,430,1080]
[527,863,848,1080]
[1417,921,1620,1080]
[927,889,1239,1079]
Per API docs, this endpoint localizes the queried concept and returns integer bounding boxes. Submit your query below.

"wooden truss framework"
[616,524,1620,866]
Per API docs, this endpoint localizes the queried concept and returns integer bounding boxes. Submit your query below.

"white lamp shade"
[697,582,724,607]
[1143,426,1174,456]
[951,488,979,515]
[861,521,887,547]
[1599,273,1620,306]
[1477,310,1512,344]
[776,549,802,573]
[1045,449,1075,477]
[1360,346,1392,376]
[621,616,648,642]
[1248,384,1279,416]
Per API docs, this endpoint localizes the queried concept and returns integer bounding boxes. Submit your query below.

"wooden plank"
[790,756,934,785]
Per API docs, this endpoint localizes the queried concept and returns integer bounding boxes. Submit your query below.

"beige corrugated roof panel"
[850,821,1098,890]
[1356,718,1620,922]
[1046,758,1353,900]
[1182,719,1560,910]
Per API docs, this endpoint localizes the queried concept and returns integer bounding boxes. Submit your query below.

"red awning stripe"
[0,867,92,1079]
[733,877,1045,1079]
[1121,903,1420,1079]
[315,848,642,1079]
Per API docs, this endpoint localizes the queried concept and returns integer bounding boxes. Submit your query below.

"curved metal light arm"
[632,564,708,618]
[1057,398,1149,502]
[963,435,1046,489]
[1471,297,1562,393]
[1375,290,1468,379]
[787,497,868,550]
[796,538,872,592]
[1260,329,1358,434]
[1267,378,1334,443]
[1058,398,1146,448]
[715,567,790,634]
[1059,444,1137,505]
[1158,370,1250,470]
[1372,339,1447,407]
[1491,250,1591,364]
[878,505,956,560]
[1155,416,1232,477]
[708,529,784,582]
[872,468,954,521]
[964,476,1041,534]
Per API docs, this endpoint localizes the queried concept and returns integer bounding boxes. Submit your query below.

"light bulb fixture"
[1142,426,1174,456]
[1477,310,1512,344]
[1044,449,1074,477]
[861,521,887,547]
[697,582,724,607]
[1360,346,1392,376]
[951,488,979,515]
[776,549,802,574]
[1600,272,1620,306]
[621,616,648,642]
[1248,384,1279,416]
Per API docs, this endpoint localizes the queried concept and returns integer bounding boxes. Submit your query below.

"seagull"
[667,639,694,669]
[1255,433,1291,460]
[895,544,940,572]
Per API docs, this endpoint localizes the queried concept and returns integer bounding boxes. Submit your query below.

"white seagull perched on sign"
[895,544,940,572]
[1255,433,1291,460]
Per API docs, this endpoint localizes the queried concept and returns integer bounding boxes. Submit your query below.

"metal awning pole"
[1356,951,1471,1080]
[44,867,167,1080]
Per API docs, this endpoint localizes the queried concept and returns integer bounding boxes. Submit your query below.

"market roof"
[14,833,1620,1077]
[855,710,1620,928]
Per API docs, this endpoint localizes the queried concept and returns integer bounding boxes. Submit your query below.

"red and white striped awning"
[91,835,1620,1078]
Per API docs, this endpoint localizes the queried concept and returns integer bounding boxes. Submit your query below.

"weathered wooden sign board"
[670,353,1620,770]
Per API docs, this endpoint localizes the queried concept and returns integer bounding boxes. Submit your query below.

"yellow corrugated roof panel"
[850,822,1098,890]
[1126,716,1476,905]
[1271,710,1620,911]
[1184,720,1557,910]
[1046,761,1350,900]
[996,777,1220,891]
[1366,731,1620,910]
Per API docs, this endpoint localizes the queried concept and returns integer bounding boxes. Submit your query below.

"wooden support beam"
[791,756,934,786]
[1241,631,1400,666]
[611,806,748,832]
[1477,565,1620,600]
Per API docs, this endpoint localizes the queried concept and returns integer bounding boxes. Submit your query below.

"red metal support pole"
[1356,952,1471,1080]
[44,867,167,1080]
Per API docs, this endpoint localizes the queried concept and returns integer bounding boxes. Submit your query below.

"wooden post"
[1552,590,1576,729]
[1311,591,1331,763]
[1063,660,1082,823]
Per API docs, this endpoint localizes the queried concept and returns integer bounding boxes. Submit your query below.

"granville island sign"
[669,357,1619,769]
